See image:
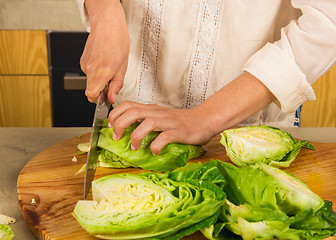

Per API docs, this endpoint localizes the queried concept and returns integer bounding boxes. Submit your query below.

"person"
[76,0,336,155]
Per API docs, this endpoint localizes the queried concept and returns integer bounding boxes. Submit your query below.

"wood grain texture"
[0,30,48,75]
[301,65,336,127]
[17,133,336,240]
[0,75,52,127]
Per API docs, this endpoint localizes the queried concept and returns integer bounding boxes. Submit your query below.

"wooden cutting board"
[17,133,336,240]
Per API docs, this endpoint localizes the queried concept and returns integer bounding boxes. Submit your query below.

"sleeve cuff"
[76,0,91,32]
[243,43,316,113]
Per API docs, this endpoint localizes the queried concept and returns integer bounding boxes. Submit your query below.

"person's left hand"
[108,101,216,155]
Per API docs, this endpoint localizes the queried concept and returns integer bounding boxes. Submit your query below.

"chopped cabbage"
[77,142,90,154]
[0,214,15,240]
[0,215,15,225]
[0,224,14,240]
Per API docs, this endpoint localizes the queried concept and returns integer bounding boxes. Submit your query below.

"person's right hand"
[80,0,129,104]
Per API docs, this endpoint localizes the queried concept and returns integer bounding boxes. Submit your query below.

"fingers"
[82,56,127,103]
[130,117,176,151]
[133,123,181,156]
[85,69,112,103]
[107,59,128,104]
[81,43,113,102]
[150,131,177,156]
[108,102,188,155]
[108,102,155,139]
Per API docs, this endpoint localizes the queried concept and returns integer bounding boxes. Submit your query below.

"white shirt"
[76,0,336,127]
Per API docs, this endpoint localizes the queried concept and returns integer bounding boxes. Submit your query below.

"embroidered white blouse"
[76,0,336,127]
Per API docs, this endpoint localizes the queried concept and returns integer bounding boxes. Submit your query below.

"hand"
[108,102,216,155]
[80,0,129,103]
[108,72,275,155]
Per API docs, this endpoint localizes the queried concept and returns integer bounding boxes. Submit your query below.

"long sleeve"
[76,0,91,32]
[244,0,336,113]
[74,0,336,123]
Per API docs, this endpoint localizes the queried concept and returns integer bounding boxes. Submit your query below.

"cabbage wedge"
[73,162,225,239]
[202,162,336,240]
[220,126,314,167]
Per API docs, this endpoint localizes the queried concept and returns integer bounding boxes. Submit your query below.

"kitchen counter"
[0,127,89,239]
[1,127,336,239]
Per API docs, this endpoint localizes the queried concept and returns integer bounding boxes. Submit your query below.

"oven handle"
[63,73,87,90]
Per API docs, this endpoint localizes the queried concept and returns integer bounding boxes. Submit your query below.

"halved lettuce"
[220,126,314,167]
[97,122,205,172]
[203,161,336,240]
[256,163,324,215]
[73,164,225,239]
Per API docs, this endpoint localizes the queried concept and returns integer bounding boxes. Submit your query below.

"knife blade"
[84,85,111,199]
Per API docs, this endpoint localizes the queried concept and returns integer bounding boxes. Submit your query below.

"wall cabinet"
[0,30,51,127]
[0,75,51,127]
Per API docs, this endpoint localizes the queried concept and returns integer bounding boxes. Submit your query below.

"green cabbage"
[0,224,14,240]
[255,163,324,215]
[97,122,205,172]
[202,161,336,240]
[73,160,336,240]
[220,126,314,167]
[73,162,226,239]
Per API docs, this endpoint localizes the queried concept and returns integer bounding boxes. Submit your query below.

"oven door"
[48,31,96,127]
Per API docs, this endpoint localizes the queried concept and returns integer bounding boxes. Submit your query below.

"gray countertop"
[0,127,90,240]
[1,127,336,239]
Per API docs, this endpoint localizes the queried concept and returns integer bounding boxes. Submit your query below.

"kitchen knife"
[84,85,111,199]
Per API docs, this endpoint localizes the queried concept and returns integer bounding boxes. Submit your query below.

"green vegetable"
[77,142,89,154]
[220,126,314,167]
[98,149,137,168]
[255,163,324,215]
[73,163,225,239]
[73,160,336,240]
[0,224,14,240]
[97,122,205,172]
[203,161,336,240]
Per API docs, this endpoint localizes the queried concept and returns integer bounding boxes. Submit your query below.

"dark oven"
[47,31,95,127]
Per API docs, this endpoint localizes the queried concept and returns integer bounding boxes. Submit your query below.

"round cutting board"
[17,133,336,240]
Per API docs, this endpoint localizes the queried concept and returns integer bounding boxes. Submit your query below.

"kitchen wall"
[0,0,86,31]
